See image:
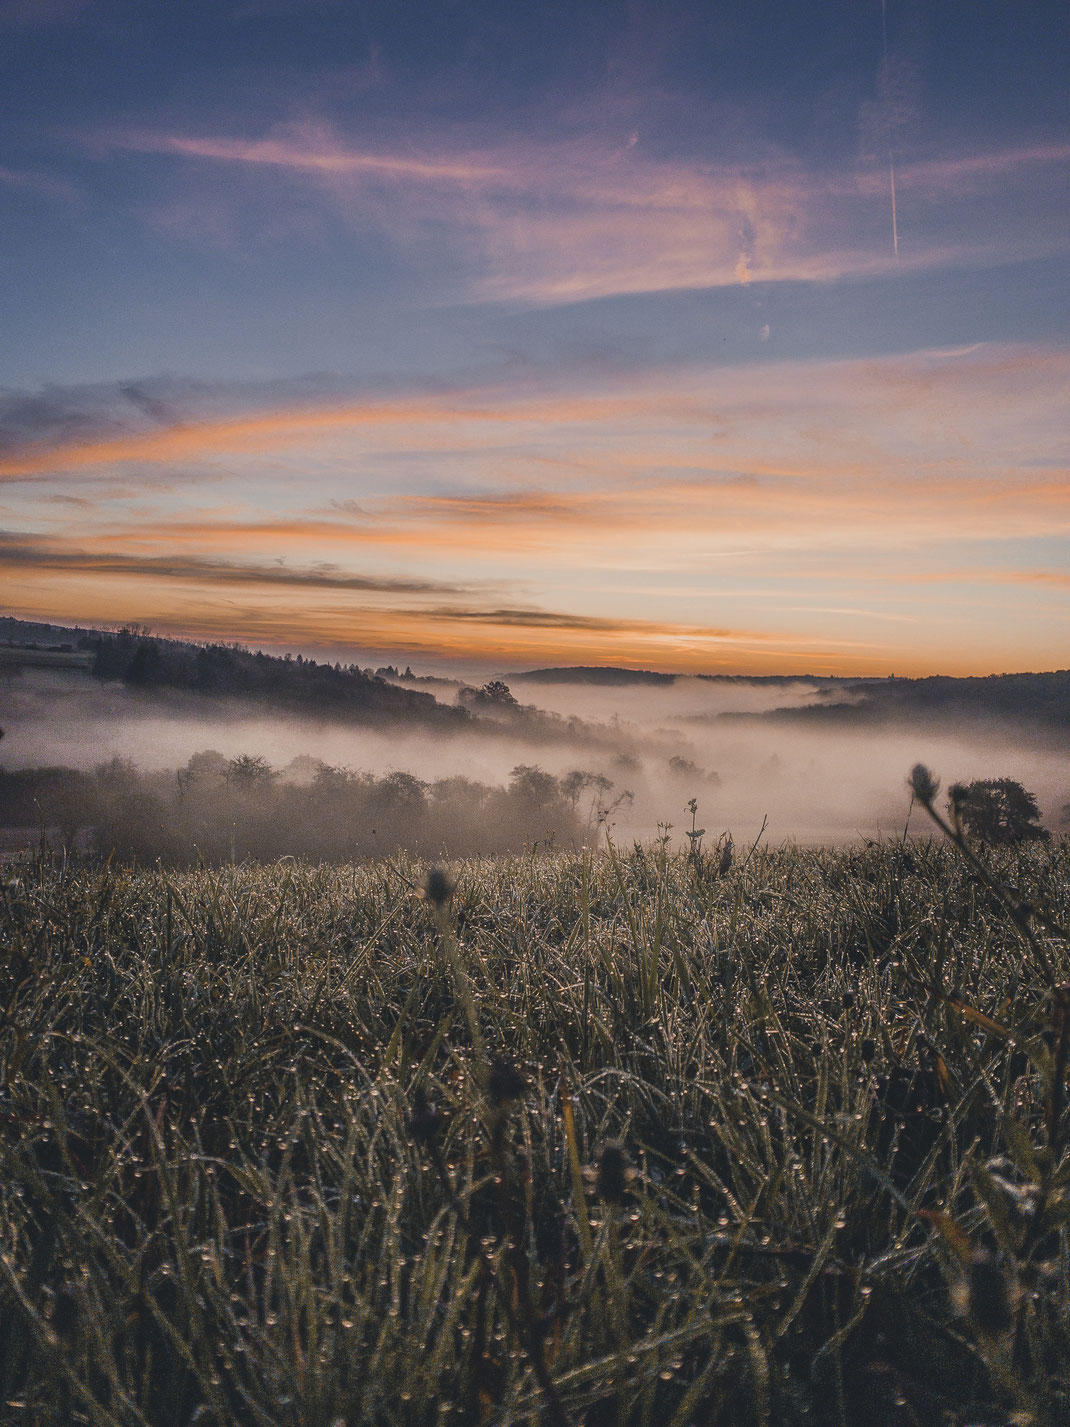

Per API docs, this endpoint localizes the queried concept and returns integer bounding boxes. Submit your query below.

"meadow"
[1,786,1069,1426]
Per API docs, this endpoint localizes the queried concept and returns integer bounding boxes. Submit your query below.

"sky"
[1,0,1068,677]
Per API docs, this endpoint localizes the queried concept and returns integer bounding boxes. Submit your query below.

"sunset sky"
[2,0,1068,675]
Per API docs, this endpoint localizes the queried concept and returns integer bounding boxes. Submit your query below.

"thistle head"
[487,1056,525,1108]
[591,1140,636,1203]
[422,866,455,908]
[955,1249,1016,1338]
[408,1086,443,1145]
[908,764,940,806]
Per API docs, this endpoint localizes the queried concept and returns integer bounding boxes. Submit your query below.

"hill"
[735,670,1070,734]
[0,617,469,729]
[511,665,679,686]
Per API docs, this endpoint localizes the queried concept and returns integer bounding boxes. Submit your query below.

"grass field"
[2,800,1069,1425]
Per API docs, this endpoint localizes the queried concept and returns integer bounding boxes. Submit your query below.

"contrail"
[881,0,899,257]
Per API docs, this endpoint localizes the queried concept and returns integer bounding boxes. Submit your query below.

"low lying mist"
[1,667,1065,857]
[501,673,838,724]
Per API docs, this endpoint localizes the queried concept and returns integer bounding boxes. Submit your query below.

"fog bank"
[1,667,1065,848]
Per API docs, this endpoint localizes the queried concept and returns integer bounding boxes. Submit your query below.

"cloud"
[0,382,675,480]
[888,144,1070,195]
[57,462,1070,572]
[0,397,479,479]
[0,165,80,204]
[0,533,471,596]
[890,567,1070,593]
[120,130,507,184]
[4,342,1065,677]
[5,340,1068,488]
[1,532,840,672]
[0,372,368,459]
[420,605,747,637]
[95,124,1070,304]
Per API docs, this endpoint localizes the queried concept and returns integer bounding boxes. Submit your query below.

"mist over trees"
[0,753,622,864]
[750,670,1070,733]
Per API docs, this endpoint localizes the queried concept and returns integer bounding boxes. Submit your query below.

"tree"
[509,764,559,808]
[460,679,519,712]
[124,640,161,686]
[949,778,1049,844]
[185,749,229,783]
[561,769,613,808]
[226,753,276,788]
[481,679,516,705]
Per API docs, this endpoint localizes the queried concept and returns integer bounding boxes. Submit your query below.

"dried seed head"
[860,1037,877,1062]
[487,1057,525,1108]
[842,991,856,1010]
[423,867,455,908]
[958,1249,1016,1337]
[408,1087,443,1145]
[908,764,940,806]
[51,1284,79,1339]
[593,1140,635,1203]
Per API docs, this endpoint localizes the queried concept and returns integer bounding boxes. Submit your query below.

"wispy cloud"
[0,165,80,204]
[119,471,1067,566]
[118,130,507,184]
[5,341,1068,486]
[887,144,1070,195]
[0,533,470,596]
[95,123,1070,303]
[2,530,834,671]
[5,341,1066,674]
[889,567,1070,593]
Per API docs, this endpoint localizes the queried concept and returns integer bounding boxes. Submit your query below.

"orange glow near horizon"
[5,6,1070,706]
[3,343,1068,678]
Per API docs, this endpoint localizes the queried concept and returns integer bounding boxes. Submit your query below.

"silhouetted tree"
[949,778,1049,844]
[481,679,516,705]
[460,679,519,712]
[124,640,161,686]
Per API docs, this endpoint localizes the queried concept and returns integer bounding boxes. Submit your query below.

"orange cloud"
[48,459,1066,580]
[4,576,892,675]
[0,393,656,480]
[886,567,1070,592]
[6,342,1066,676]
[5,344,1067,505]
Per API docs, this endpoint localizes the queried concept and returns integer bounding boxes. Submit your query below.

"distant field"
[0,646,94,671]
[1,835,1069,1424]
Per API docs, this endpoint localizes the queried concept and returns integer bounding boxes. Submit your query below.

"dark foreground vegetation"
[2,783,1070,1426]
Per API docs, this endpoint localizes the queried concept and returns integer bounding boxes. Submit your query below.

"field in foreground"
[2,835,1070,1426]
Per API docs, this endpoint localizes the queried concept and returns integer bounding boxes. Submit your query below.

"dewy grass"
[0,808,1068,1425]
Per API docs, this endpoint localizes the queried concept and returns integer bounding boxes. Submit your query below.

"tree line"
[0,753,624,864]
[84,630,469,728]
